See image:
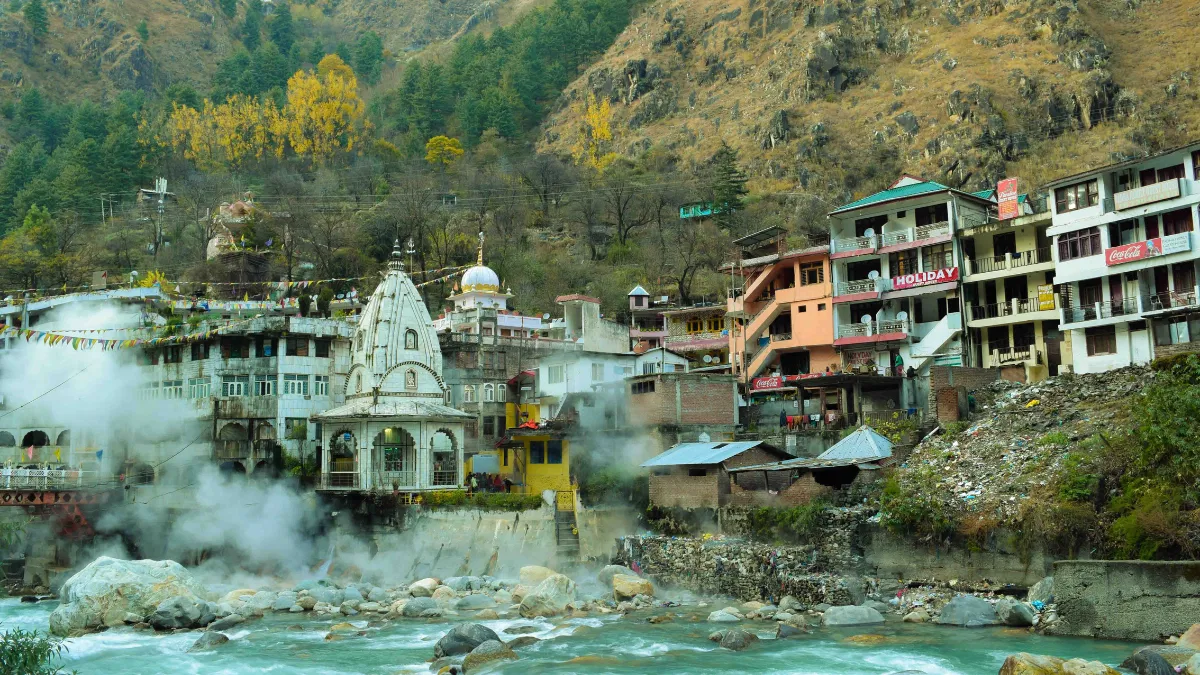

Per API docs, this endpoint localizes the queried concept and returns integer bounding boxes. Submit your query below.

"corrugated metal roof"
[830,181,951,214]
[628,285,650,296]
[640,441,764,467]
[820,425,894,461]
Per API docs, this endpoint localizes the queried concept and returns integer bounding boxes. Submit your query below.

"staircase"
[553,491,580,561]
[746,337,781,379]
[744,294,784,344]
[910,312,963,368]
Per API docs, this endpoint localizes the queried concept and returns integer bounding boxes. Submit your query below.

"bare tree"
[518,154,572,219]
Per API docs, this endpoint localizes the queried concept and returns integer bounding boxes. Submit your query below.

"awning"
[507,370,536,385]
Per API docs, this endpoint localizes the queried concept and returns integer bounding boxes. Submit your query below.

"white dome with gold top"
[460,263,500,293]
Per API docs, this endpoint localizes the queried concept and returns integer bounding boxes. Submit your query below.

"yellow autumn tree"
[166,102,221,171]
[166,97,284,171]
[286,55,365,164]
[424,135,464,168]
[570,91,617,174]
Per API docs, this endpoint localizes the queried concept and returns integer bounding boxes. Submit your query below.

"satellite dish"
[867,270,880,280]
[896,311,909,321]
[703,355,713,363]
[886,399,897,409]
[863,228,875,237]
[860,314,873,324]
[542,313,550,319]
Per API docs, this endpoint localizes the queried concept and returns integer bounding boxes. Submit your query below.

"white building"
[313,244,472,493]
[1047,142,1200,373]
[432,243,543,338]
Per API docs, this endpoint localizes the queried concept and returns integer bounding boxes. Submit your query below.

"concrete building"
[1047,141,1200,373]
[661,305,730,371]
[641,440,790,509]
[961,208,1067,380]
[627,285,676,351]
[726,226,838,382]
[312,244,472,495]
[828,175,993,381]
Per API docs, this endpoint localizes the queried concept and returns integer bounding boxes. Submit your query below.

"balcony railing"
[915,222,951,241]
[831,234,877,254]
[1063,299,1140,323]
[378,469,418,488]
[968,247,1053,275]
[836,319,910,339]
[432,470,459,487]
[0,467,98,489]
[666,331,724,345]
[836,279,877,296]
[989,345,1035,365]
[320,471,359,489]
[1145,290,1199,312]
[769,332,792,342]
[968,298,1048,321]
[880,230,911,247]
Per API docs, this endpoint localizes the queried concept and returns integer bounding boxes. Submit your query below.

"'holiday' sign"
[891,267,959,291]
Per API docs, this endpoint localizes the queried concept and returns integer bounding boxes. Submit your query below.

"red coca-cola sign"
[752,376,783,390]
[1105,238,1159,266]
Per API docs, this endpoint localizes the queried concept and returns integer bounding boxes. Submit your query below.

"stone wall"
[627,373,738,427]
[1047,560,1200,641]
[648,467,722,509]
[864,528,1053,587]
[575,506,639,561]
[928,366,999,415]
[1153,341,1200,359]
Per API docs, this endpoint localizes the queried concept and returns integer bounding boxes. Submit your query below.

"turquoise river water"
[0,598,1137,674]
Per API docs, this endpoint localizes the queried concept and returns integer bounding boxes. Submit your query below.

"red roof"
[555,294,601,304]
[507,370,536,385]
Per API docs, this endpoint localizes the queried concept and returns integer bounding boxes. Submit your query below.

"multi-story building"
[627,285,676,351]
[1047,142,1200,373]
[827,176,992,378]
[960,207,1067,380]
[662,305,730,371]
[726,226,838,382]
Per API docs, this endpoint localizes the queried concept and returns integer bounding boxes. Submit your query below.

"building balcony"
[878,222,953,253]
[830,234,877,258]
[630,327,666,339]
[964,247,1053,278]
[967,297,1057,325]
[834,319,910,346]
[1111,178,1182,212]
[1062,299,1140,325]
[0,467,100,489]
[1144,290,1200,314]
[836,279,878,297]
[665,332,727,350]
[988,345,1038,366]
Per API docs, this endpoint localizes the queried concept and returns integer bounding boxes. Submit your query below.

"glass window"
[188,377,210,399]
[1162,208,1193,236]
[191,342,210,361]
[221,338,249,358]
[314,375,329,396]
[257,338,277,357]
[915,204,949,226]
[221,375,249,397]
[889,249,918,276]
[285,418,307,439]
[283,374,309,395]
[529,441,545,464]
[1085,326,1116,356]
[799,261,824,285]
[547,440,563,464]
[497,384,506,402]
[463,385,476,403]
[163,346,182,364]
[315,339,331,357]
[548,365,564,384]
[483,384,495,402]
[254,374,275,396]
[922,243,953,271]
[162,380,184,399]
[286,338,308,357]
[1055,180,1099,213]
[591,363,604,381]
[1058,227,1102,261]
[483,416,495,437]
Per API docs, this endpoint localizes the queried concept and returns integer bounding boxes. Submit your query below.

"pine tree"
[23,0,48,37]
[219,0,237,18]
[306,41,325,67]
[241,2,262,51]
[708,141,748,228]
[354,32,384,85]
[136,19,149,42]
[268,1,294,53]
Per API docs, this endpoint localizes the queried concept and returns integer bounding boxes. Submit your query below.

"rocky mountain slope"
[540,0,1200,196]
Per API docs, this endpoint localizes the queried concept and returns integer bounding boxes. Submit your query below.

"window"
[221,375,249,397]
[257,338,277,357]
[163,346,182,364]
[817,303,827,311]
[191,342,210,361]
[314,375,329,396]
[547,440,563,464]
[1107,220,1138,246]
[889,249,918,276]
[799,261,824,285]
[163,380,184,399]
[854,214,886,236]
[1153,313,1200,346]
[1058,227,1102,261]
[497,384,506,402]
[706,317,723,332]
[1158,164,1186,182]
[548,365,564,384]
[254,374,275,396]
[481,350,506,371]
[1054,180,1099,213]
[404,329,418,350]
[591,363,604,381]
[1162,208,1193,236]
[1013,323,1037,349]
[285,418,307,439]
[1085,326,1117,356]
[139,350,159,366]
[221,338,249,359]
[915,203,949,226]
[188,377,210,399]
[686,318,704,333]
[483,416,495,437]
[529,441,545,464]
[922,243,953,271]
[631,380,656,395]
[283,374,309,396]
[315,339,331,358]
[1078,279,1103,307]
[286,338,308,357]
[465,421,479,438]
[798,305,807,313]
[139,382,160,400]
[688,468,708,477]
[463,385,476,403]
[483,384,495,402]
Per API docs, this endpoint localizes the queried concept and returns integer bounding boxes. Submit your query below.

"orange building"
[727,227,839,383]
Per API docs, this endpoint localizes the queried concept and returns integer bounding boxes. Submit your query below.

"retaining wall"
[1047,560,1200,641]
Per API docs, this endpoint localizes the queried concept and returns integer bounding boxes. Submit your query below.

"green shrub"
[879,468,958,540]
[1056,452,1099,503]
[1039,430,1071,447]
[0,627,74,675]
[742,501,830,543]
[424,490,543,511]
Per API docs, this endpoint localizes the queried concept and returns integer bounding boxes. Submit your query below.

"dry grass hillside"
[540,0,1200,199]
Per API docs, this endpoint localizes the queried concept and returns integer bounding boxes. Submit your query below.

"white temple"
[433,233,542,337]
[313,242,472,493]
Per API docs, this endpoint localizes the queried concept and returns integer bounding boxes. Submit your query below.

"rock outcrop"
[49,557,210,636]
[518,574,576,618]
[935,595,998,627]
[612,574,653,601]
[998,653,1120,675]
[435,623,501,659]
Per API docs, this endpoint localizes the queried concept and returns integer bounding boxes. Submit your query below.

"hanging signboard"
[891,267,959,291]
[1104,232,1192,267]
[997,178,1020,221]
[1037,284,1056,311]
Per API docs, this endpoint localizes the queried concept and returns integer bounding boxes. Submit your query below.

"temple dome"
[346,243,445,401]
[461,264,501,293]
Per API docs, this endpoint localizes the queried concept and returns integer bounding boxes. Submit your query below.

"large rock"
[708,609,742,623]
[518,566,556,587]
[717,629,759,651]
[612,574,653,601]
[1185,653,1200,675]
[1120,650,1178,675]
[462,640,518,672]
[998,653,1120,674]
[598,565,636,586]
[149,596,214,630]
[1027,577,1055,605]
[995,598,1036,627]
[188,631,229,652]
[208,614,244,632]
[935,595,998,627]
[272,592,298,611]
[49,557,210,636]
[518,574,576,618]
[1130,645,1198,667]
[432,586,458,602]
[308,586,344,606]
[409,578,441,597]
[1179,624,1200,650]
[435,623,502,658]
[402,597,438,618]
[821,605,884,627]
[455,595,497,611]
[444,576,482,592]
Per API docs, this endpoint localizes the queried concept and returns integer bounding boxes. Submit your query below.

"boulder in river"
[188,632,229,652]
[935,595,998,627]
[432,586,458,602]
[444,576,482,592]
[518,566,557,587]
[456,595,497,611]
[598,565,636,586]
[612,574,653,601]
[49,557,210,636]
[998,652,1120,674]
[518,574,576,618]
[1179,624,1200,650]
[1120,650,1178,675]
[995,598,1036,627]
[821,605,885,627]
[717,629,759,651]
[208,614,245,632]
[903,609,930,623]
[1185,653,1200,675]
[149,596,215,630]
[462,640,518,672]
[707,608,742,623]
[777,623,805,638]
[1026,577,1054,605]
[402,597,439,617]
[409,578,441,597]
[435,623,501,658]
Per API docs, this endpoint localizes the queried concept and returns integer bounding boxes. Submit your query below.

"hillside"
[539,0,1200,197]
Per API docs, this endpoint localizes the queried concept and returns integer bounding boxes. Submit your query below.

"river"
[0,598,1138,674]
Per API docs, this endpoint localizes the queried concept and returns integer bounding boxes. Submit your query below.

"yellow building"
[465,399,571,497]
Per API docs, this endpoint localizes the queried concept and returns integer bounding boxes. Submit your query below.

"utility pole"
[152,177,168,259]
